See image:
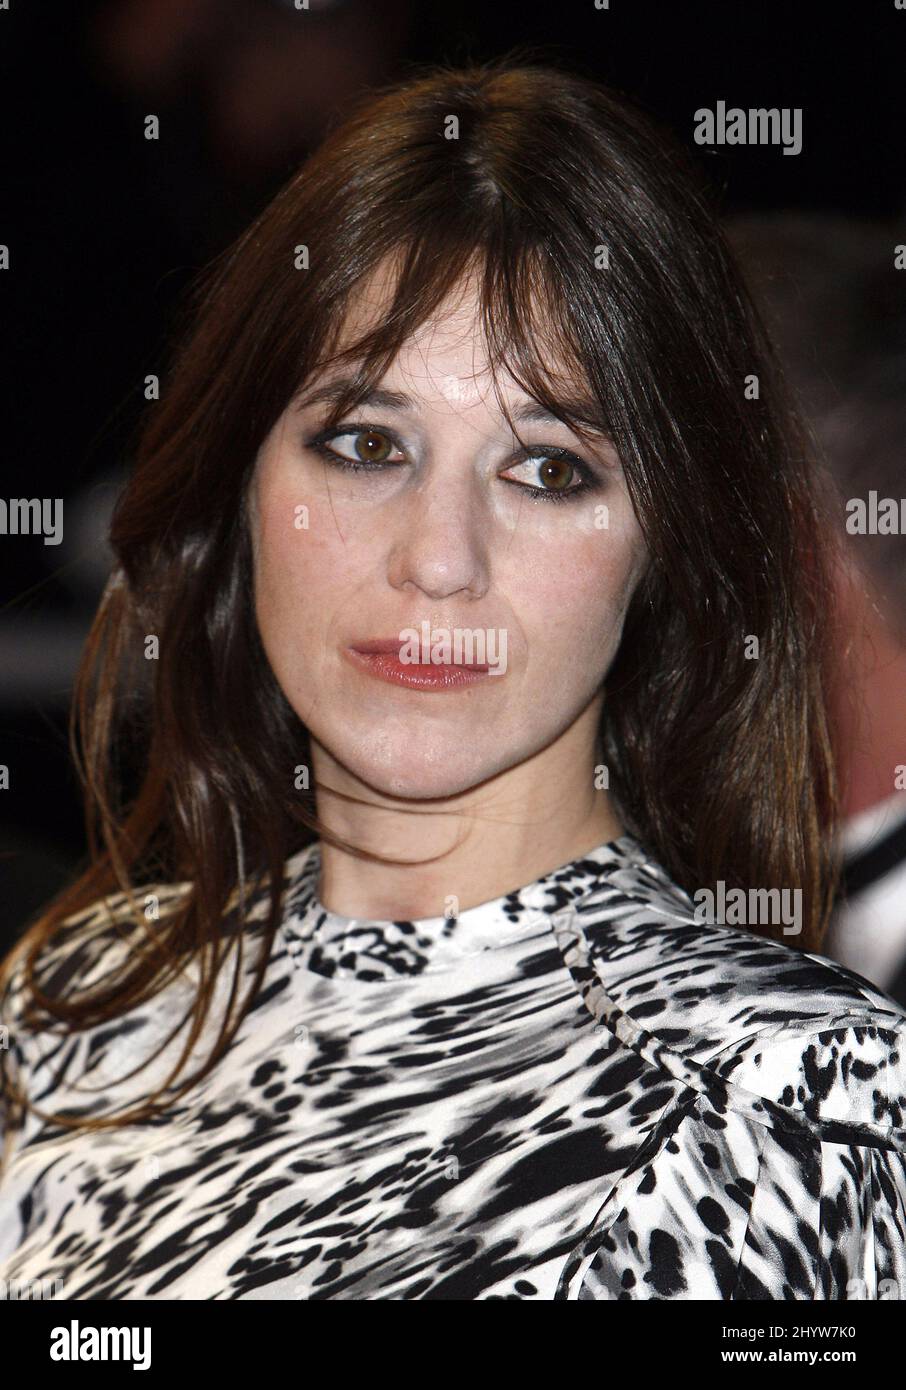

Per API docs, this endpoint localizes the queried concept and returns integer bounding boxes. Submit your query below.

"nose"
[385,467,490,603]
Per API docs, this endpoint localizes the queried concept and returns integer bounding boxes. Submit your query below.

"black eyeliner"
[303,420,603,501]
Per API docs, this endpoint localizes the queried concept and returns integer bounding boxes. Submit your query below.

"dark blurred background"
[2,0,905,957]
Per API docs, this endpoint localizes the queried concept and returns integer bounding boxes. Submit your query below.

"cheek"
[252,471,360,699]
[254,471,360,626]
[517,524,646,672]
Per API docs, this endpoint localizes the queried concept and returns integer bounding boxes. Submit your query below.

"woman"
[1,57,904,1301]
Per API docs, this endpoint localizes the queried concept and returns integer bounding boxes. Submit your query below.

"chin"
[324,727,514,802]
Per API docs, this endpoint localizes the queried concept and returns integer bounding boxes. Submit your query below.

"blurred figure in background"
[728,212,906,1004]
[88,0,416,255]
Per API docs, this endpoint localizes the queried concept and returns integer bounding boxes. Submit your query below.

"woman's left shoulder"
[711,946,906,1133]
[569,853,906,1130]
[557,868,906,1298]
[557,935,906,1300]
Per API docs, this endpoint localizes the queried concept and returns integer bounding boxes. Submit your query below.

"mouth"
[345,639,494,692]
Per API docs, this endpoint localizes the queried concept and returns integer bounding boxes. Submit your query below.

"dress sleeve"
[561,1022,906,1300]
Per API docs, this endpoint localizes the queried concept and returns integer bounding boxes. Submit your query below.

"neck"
[310,695,624,920]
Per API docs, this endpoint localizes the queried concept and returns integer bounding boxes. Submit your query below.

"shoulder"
[6,879,192,995]
[567,841,906,1131]
[0,879,193,1074]
[557,849,906,1299]
[0,853,304,1060]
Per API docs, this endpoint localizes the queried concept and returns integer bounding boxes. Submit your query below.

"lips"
[350,640,406,655]
[345,639,493,691]
[351,638,489,668]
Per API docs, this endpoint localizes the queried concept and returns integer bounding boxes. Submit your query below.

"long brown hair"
[0,53,841,1132]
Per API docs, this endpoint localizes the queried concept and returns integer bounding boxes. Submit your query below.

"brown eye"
[498,449,593,503]
[309,426,404,468]
[537,458,574,491]
[353,430,393,462]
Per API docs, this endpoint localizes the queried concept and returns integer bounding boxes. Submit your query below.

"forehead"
[308,256,592,417]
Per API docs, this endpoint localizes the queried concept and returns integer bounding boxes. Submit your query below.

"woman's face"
[250,269,649,800]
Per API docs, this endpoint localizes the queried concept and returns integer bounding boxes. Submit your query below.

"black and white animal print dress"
[1,833,905,1300]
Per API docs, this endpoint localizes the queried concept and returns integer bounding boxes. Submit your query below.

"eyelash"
[304,421,600,504]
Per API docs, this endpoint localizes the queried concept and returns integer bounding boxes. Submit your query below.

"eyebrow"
[294,377,610,435]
